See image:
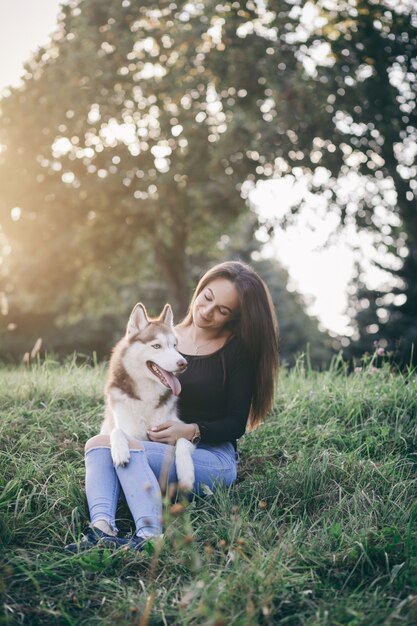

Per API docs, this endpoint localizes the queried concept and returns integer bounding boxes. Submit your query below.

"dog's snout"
[177,358,187,370]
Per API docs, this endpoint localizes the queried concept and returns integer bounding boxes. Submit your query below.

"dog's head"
[124,303,187,395]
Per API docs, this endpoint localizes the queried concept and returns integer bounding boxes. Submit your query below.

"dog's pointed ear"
[161,304,173,327]
[127,303,149,337]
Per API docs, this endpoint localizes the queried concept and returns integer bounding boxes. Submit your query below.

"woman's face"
[192,278,240,331]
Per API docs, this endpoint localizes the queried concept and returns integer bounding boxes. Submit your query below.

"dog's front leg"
[107,390,132,467]
[110,427,130,467]
[175,438,196,492]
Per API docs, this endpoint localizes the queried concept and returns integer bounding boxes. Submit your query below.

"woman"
[65,261,279,551]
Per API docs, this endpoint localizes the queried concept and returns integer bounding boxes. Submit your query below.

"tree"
[2,0,412,357]
[263,0,417,238]
[218,0,417,359]
[1,212,334,364]
[269,1,417,357]
[0,0,300,318]
[313,1,417,361]
[348,247,417,365]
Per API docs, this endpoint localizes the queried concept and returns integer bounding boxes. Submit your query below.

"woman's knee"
[85,434,111,452]
[85,434,145,453]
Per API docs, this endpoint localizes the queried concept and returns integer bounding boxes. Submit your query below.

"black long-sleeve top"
[177,336,256,446]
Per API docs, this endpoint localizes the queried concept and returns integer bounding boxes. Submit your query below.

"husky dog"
[100,303,195,491]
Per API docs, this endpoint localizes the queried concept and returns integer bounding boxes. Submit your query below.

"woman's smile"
[197,310,211,324]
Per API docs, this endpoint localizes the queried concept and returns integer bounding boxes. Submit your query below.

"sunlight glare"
[252,178,392,336]
[10,207,21,221]
[52,137,72,157]
[100,120,137,147]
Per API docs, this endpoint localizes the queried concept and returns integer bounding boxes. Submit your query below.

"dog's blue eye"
[152,344,161,349]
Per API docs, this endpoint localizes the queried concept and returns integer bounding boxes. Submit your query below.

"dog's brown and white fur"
[100,303,195,490]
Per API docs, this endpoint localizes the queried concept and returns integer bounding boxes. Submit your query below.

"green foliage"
[292,1,417,359]
[1,358,417,624]
[0,0,301,317]
[0,0,333,366]
[1,207,333,366]
[1,0,415,360]
[348,250,417,365]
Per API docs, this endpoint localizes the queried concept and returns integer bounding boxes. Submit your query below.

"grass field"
[1,354,417,625]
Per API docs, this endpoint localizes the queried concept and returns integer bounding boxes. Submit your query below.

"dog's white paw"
[178,476,194,493]
[111,443,130,467]
[110,428,130,467]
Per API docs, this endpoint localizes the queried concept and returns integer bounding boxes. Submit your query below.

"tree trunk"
[381,142,417,245]
[153,224,191,320]
[160,255,191,320]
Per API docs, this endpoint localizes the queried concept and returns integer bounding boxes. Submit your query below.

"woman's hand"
[147,420,195,445]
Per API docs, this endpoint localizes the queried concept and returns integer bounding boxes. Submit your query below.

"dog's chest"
[133,391,176,420]
[109,386,178,438]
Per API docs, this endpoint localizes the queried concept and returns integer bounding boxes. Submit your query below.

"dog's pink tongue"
[163,371,181,396]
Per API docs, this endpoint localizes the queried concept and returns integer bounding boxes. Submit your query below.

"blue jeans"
[85,441,238,538]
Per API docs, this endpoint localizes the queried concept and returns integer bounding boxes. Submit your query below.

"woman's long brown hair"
[179,261,279,428]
